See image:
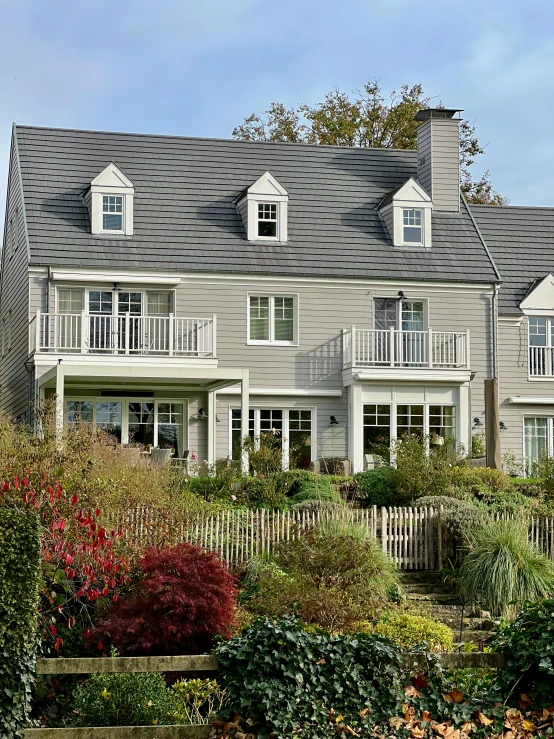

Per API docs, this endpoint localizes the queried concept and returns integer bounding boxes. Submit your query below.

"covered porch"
[34,358,250,472]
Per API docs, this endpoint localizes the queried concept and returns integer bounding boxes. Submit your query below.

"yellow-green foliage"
[364,612,453,652]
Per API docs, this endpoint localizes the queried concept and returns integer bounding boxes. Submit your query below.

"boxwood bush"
[289,475,343,506]
[353,468,399,507]
[0,507,41,738]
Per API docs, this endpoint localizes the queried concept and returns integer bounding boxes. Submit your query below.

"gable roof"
[471,204,554,313]
[13,124,498,284]
[378,177,431,209]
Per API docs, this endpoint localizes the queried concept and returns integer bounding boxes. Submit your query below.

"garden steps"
[401,574,496,646]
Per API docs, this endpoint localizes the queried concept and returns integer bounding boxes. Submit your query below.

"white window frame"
[256,202,280,241]
[65,396,188,451]
[55,286,175,316]
[373,297,428,331]
[522,415,553,476]
[247,292,298,346]
[402,208,423,245]
[527,315,554,380]
[362,402,458,450]
[228,404,317,469]
[101,195,125,234]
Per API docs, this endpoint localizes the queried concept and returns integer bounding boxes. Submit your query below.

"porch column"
[240,370,250,474]
[207,390,216,469]
[348,383,363,474]
[55,361,64,449]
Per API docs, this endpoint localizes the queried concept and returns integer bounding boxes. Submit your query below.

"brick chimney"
[416,108,462,212]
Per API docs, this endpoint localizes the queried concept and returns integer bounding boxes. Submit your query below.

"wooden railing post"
[124,312,130,355]
[35,309,41,351]
[212,314,217,357]
[390,326,395,366]
[80,310,87,353]
[465,328,471,368]
[428,328,433,368]
[168,313,174,356]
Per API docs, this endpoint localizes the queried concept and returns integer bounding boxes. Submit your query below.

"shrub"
[289,475,343,506]
[354,468,399,507]
[0,507,41,739]
[72,670,175,726]
[491,598,554,706]
[251,528,399,631]
[290,499,345,513]
[458,519,554,617]
[215,615,404,738]
[471,433,486,458]
[170,679,227,725]
[91,543,237,655]
[369,612,453,652]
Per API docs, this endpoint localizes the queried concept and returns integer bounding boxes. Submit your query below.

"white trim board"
[509,397,554,405]
[218,387,343,397]
[50,270,181,286]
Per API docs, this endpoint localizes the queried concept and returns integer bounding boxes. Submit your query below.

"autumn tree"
[233,81,507,205]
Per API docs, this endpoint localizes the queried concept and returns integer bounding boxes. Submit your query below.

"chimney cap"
[415,108,463,121]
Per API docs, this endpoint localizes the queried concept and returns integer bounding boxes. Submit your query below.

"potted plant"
[150,444,174,467]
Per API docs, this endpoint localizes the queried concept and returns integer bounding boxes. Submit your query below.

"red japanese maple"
[1,473,131,652]
[91,543,237,656]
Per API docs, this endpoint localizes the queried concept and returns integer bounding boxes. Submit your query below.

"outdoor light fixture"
[112,282,121,292]
[499,421,508,431]
[397,290,405,300]
[329,416,339,425]
[197,408,208,420]
[472,417,483,428]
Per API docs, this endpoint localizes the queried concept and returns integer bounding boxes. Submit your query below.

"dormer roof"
[378,177,431,210]
[519,273,554,315]
[90,162,134,189]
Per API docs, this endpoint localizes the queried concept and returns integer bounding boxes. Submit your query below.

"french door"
[374,298,425,364]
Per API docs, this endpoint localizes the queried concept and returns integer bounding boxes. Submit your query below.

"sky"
[0,0,553,213]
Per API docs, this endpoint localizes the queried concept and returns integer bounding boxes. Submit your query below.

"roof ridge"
[13,123,420,155]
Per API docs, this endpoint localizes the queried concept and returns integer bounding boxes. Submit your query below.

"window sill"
[247,340,298,347]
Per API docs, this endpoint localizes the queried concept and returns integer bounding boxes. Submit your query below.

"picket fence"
[112,505,554,570]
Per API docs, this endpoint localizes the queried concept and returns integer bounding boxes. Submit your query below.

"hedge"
[0,506,41,738]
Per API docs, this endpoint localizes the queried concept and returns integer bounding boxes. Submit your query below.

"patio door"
[88,291,113,351]
[117,291,142,352]
[373,298,425,364]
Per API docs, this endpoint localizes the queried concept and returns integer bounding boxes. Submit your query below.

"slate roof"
[14,124,499,284]
[471,205,554,313]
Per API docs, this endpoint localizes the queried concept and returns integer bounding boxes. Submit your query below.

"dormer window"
[378,178,432,249]
[403,209,423,244]
[86,163,135,237]
[103,196,124,232]
[236,171,288,243]
[258,203,278,238]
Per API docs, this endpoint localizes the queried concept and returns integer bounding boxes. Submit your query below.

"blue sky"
[1,0,553,212]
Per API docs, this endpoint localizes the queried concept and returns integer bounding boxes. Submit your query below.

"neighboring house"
[0,109,502,473]
[473,206,554,474]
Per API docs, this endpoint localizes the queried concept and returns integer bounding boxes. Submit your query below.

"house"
[473,206,554,474]
[0,109,510,473]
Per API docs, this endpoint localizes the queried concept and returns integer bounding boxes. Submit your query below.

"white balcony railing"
[343,327,470,370]
[29,311,216,357]
[529,345,554,377]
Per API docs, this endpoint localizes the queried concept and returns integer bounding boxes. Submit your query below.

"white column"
[458,382,470,453]
[348,383,364,473]
[207,389,215,469]
[240,370,250,474]
[55,361,64,449]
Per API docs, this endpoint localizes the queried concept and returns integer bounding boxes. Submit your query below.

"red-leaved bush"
[91,543,237,655]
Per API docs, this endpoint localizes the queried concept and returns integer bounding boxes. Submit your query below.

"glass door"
[374,298,397,364]
[117,292,142,352]
[88,291,113,351]
[58,288,84,351]
[147,293,171,353]
[401,300,425,364]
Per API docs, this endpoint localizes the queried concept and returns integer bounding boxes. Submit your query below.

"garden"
[3,409,554,738]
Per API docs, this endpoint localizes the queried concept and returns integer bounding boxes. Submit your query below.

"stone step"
[407,592,459,603]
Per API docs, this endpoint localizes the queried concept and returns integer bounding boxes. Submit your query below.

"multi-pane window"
[157,403,184,456]
[88,291,113,315]
[289,410,312,469]
[397,404,424,437]
[248,295,295,344]
[102,195,124,231]
[429,406,456,442]
[528,317,554,376]
[401,301,424,331]
[58,289,84,313]
[402,208,423,244]
[147,293,171,316]
[128,402,155,447]
[257,203,277,238]
[259,409,283,435]
[95,401,122,442]
[231,409,255,460]
[67,401,93,424]
[118,292,142,315]
[363,404,391,454]
[524,417,549,476]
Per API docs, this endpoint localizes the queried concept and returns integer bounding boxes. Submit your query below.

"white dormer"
[520,274,554,316]
[236,171,288,242]
[378,177,432,248]
[86,163,135,236]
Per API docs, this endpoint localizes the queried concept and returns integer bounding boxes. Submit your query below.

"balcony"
[343,327,470,375]
[529,345,554,377]
[30,311,216,358]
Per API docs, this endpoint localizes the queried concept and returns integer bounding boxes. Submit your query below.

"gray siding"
[0,136,31,422]
[497,316,554,466]
[417,120,460,212]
